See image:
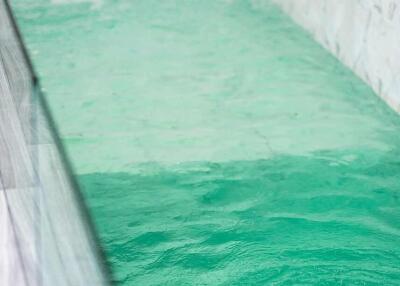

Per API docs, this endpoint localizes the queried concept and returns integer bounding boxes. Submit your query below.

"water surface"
[13,0,400,284]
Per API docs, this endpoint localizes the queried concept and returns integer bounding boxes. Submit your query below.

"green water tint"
[13,0,400,284]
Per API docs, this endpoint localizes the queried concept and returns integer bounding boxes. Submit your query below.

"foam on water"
[13,0,400,284]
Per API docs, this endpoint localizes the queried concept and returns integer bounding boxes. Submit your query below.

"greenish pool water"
[13,0,400,284]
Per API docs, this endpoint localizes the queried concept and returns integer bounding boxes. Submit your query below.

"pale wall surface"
[0,0,111,285]
[271,0,400,112]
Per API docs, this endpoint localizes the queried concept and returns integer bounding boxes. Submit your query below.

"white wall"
[0,0,110,284]
[272,0,400,113]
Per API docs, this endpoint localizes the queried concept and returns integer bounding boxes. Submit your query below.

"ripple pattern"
[81,150,400,285]
[12,0,400,284]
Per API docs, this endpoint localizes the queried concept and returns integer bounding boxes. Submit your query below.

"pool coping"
[0,0,112,285]
[272,0,400,113]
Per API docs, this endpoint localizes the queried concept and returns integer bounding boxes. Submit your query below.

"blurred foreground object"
[0,0,112,285]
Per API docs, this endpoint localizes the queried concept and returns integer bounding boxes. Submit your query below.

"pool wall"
[271,0,400,113]
[0,0,111,285]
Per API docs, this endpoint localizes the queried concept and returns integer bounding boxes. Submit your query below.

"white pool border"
[0,0,112,285]
[271,0,400,113]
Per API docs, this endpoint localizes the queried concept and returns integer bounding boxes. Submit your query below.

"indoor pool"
[12,0,400,284]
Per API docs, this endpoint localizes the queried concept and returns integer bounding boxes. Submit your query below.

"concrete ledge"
[0,0,111,284]
[271,0,400,113]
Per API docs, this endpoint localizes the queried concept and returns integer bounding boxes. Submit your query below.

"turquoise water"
[13,0,400,284]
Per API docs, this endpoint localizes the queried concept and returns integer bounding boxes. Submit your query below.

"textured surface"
[272,0,400,112]
[0,0,110,285]
[12,0,400,285]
